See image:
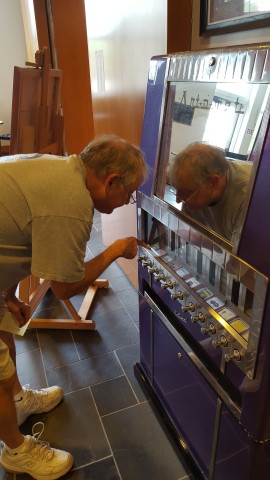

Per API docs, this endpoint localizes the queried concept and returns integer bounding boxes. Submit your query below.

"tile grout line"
[45,346,139,373]
[113,349,141,404]
[63,375,127,396]
[70,454,116,472]
[70,329,82,362]
[121,302,139,332]
[36,329,49,388]
[88,386,123,480]
[100,399,149,419]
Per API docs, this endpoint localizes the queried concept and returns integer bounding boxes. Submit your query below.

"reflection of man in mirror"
[169,143,252,242]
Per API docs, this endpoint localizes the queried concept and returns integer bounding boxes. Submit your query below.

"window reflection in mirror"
[155,81,270,244]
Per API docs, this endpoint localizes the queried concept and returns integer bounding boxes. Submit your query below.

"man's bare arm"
[50,237,147,300]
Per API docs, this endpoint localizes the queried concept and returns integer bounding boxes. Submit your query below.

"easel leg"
[19,276,109,330]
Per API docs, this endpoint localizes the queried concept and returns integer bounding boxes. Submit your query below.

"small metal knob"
[183,303,196,312]
[148,266,159,274]
[212,335,228,348]
[177,352,183,359]
[191,313,206,323]
[154,273,166,281]
[137,255,146,262]
[201,324,216,335]
[171,292,184,300]
[161,281,174,289]
[224,349,241,362]
[142,260,152,268]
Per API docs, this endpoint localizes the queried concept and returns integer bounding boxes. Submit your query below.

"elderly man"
[169,142,252,242]
[0,135,147,479]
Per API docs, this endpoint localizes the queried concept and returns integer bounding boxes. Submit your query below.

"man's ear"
[209,174,221,189]
[104,173,121,192]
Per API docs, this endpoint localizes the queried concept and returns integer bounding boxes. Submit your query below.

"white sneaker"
[0,422,73,480]
[15,385,64,426]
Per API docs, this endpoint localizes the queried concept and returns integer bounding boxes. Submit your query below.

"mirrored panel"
[155,80,270,246]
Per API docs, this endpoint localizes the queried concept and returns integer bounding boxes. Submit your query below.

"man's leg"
[0,338,73,479]
[0,331,22,395]
[0,360,24,448]
[0,331,63,426]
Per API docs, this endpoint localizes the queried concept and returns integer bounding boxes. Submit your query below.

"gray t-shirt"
[185,160,252,242]
[0,153,94,292]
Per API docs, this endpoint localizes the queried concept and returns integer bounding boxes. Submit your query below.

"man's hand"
[4,295,30,328]
[112,237,148,260]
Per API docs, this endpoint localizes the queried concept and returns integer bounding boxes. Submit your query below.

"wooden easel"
[10,47,108,330]
[9,47,64,155]
[19,276,109,330]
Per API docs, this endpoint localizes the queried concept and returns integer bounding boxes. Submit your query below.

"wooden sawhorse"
[19,275,109,330]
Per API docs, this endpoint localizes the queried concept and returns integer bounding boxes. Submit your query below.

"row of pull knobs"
[139,256,240,362]
[143,258,210,323]
[141,259,178,291]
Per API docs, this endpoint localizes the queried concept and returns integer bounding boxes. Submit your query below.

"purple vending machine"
[135,44,270,480]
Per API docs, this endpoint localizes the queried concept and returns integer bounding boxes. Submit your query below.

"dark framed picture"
[173,103,195,126]
[200,0,270,35]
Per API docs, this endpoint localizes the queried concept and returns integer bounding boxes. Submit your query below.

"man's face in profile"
[171,170,214,211]
[87,169,143,214]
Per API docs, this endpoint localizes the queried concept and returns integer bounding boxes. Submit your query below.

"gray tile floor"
[0,212,195,480]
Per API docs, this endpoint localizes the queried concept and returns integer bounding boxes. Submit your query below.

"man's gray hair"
[80,135,147,187]
[170,143,228,185]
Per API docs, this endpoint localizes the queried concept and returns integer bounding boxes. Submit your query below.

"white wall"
[85,0,167,287]
[191,0,270,51]
[0,0,27,135]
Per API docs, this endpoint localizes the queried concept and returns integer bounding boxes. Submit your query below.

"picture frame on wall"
[200,0,270,36]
